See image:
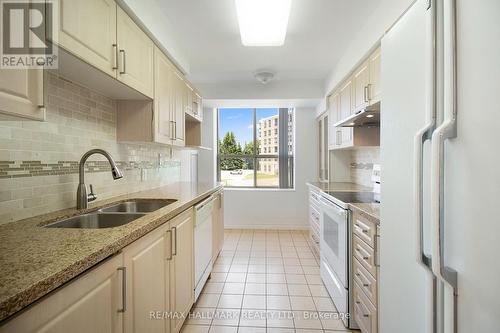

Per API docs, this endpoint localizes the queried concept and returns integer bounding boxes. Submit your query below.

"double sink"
[45,199,177,229]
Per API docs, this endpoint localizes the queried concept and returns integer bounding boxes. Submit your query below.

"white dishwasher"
[194,195,215,301]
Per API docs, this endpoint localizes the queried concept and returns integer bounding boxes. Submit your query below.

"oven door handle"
[319,197,346,217]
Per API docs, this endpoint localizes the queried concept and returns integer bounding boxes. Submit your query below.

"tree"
[219,132,244,170]
[242,140,260,169]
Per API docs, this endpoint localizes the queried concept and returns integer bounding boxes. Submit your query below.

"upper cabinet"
[369,47,381,104]
[58,0,117,77]
[154,47,175,145]
[0,69,45,121]
[55,0,153,98]
[327,47,381,150]
[116,7,154,98]
[353,60,370,113]
[172,71,186,146]
[328,93,341,149]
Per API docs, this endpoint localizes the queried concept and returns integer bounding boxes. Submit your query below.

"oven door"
[319,196,348,286]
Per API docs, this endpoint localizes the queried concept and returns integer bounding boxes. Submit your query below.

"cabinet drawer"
[353,211,377,248]
[310,189,321,208]
[353,281,377,333]
[353,257,377,305]
[353,235,377,277]
[310,205,320,227]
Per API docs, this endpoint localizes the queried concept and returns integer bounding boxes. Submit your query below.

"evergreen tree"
[219,132,244,170]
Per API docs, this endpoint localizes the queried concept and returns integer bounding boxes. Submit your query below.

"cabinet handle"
[117,267,126,313]
[166,229,173,260]
[355,223,369,234]
[172,226,177,256]
[174,121,177,139]
[363,313,370,318]
[112,44,118,70]
[364,86,369,103]
[119,49,126,74]
[367,84,372,101]
[170,121,175,140]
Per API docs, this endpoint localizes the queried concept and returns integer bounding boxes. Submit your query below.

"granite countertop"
[307,182,380,221]
[349,203,380,222]
[0,182,222,322]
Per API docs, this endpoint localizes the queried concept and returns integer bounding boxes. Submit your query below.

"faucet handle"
[87,184,97,202]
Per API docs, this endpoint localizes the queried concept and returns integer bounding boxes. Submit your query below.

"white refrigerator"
[380,0,500,332]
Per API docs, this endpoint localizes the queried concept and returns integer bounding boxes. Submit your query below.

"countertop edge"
[349,203,380,223]
[0,183,222,323]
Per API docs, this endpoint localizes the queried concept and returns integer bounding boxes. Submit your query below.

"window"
[217,108,294,188]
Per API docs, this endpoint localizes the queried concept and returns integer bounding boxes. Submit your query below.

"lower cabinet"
[123,221,171,333]
[0,208,196,333]
[212,190,224,263]
[0,254,124,333]
[169,209,194,333]
[351,211,380,333]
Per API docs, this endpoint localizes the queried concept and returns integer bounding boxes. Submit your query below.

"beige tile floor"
[181,229,356,333]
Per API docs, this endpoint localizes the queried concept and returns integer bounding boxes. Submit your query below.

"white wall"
[318,0,414,116]
[222,107,317,229]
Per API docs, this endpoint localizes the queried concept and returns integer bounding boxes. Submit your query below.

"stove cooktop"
[325,191,378,204]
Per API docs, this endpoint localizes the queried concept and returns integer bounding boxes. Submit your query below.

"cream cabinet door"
[169,209,194,333]
[123,223,170,333]
[171,71,186,146]
[0,69,44,120]
[369,47,382,104]
[353,59,370,113]
[154,47,174,145]
[212,191,224,263]
[117,7,154,98]
[339,79,353,146]
[193,92,203,121]
[0,255,124,333]
[185,83,194,116]
[328,93,342,149]
[57,0,117,77]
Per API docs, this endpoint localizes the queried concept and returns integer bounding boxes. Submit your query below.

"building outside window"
[217,108,294,188]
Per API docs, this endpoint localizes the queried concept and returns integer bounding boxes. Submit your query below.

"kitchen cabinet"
[123,222,171,333]
[154,47,175,145]
[317,113,329,182]
[57,0,117,77]
[328,93,341,149]
[212,190,224,263]
[339,79,354,146]
[172,71,186,147]
[351,211,379,333]
[0,69,45,120]
[0,254,124,333]
[193,92,203,121]
[308,186,321,256]
[353,60,370,113]
[117,48,200,148]
[368,47,381,104]
[169,209,194,333]
[116,6,154,98]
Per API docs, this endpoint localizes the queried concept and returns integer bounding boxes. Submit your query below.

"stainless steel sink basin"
[99,199,177,213]
[45,212,146,229]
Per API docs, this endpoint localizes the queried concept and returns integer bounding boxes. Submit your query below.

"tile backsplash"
[0,73,192,224]
[350,147,380,188]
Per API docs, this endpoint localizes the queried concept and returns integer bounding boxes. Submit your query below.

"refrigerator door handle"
[414,2,438,332]
[430,0,458,331]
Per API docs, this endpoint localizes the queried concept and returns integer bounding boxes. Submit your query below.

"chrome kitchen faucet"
[77,149,123,209]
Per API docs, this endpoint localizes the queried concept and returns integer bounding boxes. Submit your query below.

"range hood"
[334,101,380,127]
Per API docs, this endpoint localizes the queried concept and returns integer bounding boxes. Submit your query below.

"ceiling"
[156,0,381,89]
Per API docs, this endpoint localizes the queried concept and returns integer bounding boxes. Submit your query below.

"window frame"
[217,108,294,189]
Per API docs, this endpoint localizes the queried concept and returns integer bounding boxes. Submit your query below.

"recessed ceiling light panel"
[235,0,292,46]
